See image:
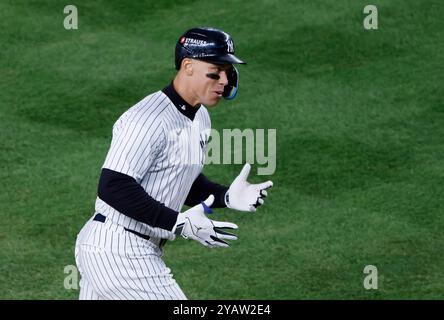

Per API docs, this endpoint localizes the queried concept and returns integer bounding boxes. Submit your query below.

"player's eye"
[206,72,220,80]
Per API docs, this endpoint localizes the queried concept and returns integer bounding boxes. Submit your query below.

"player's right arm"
[98,110,179,232]
[98,111,236,246]
[97,168,179,231]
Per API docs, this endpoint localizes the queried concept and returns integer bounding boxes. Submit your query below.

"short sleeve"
[102,118,165,182]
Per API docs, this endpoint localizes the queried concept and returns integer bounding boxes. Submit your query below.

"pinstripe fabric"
[96,90,211,239]
[75,89,210,299]
[75,217,187,300]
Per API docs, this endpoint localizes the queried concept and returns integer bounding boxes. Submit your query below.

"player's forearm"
[184,173,228,208]
[97,168,178,231]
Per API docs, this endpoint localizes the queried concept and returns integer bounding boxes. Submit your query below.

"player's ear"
[181,58,193,76]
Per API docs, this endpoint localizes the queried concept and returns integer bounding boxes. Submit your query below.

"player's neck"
[172,77,200,107]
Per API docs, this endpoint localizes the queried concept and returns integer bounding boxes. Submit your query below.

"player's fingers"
[252,198,264,209]
[255,180,273,191]
[203,194,215,207]
[214,228,237,240]
[205,242,219,249]
[237,163,251,182]
[209,236,230,248]
[201,239,211,247]
[201,194,215,214]
[212,221,238,230]
[215,234,237,241]
[260,190,268,198]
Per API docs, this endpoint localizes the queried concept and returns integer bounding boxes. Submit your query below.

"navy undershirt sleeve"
[184,174,229,208]
[97,168,178,231]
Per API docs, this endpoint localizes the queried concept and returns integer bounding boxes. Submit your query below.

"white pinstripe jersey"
[95,90,211,240]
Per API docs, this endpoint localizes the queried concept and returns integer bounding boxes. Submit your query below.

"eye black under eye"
[206,73,220,80]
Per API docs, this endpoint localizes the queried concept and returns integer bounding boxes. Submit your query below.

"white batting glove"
[173,195,238,248]
[225,163,273,212]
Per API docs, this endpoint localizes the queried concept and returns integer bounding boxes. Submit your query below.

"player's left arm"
[184,174,228,208]
[224,163,273,212]
[184,163,273,212]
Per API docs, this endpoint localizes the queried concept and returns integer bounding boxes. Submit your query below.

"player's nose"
[219,71,228,86]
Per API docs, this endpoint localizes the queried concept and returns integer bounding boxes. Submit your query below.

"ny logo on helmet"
[227,40,234,53]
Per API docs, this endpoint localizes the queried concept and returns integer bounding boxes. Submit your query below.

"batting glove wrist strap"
[173,195,238,248]
[225,163,273,212]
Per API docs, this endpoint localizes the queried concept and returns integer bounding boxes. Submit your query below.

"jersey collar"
[162,83,201,121]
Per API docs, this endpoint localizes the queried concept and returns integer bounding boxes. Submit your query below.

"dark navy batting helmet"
[175,27,246,69]
[175,27,245,100]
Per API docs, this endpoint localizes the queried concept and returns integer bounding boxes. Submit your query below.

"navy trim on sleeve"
[98,168,178,231]
[184,174,229,208]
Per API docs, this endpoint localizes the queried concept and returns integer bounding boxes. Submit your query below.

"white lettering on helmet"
[184,38,208,46]
[227,39,234,53]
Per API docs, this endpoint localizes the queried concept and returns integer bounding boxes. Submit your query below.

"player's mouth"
[214,90,223,97]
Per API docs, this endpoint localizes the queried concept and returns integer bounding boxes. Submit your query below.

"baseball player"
[74,27,273,300]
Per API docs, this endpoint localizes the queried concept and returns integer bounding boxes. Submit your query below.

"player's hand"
[173,195,238,248]
[225,163,273,212]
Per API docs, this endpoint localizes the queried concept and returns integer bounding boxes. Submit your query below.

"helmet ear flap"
[175,44,190,70]
[223,66,239,100]
[174,42,193,70]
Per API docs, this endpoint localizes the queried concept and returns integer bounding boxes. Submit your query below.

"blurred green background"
[1,0,443,299]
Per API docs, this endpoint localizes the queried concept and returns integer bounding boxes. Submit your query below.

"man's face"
[190,60,231,107]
